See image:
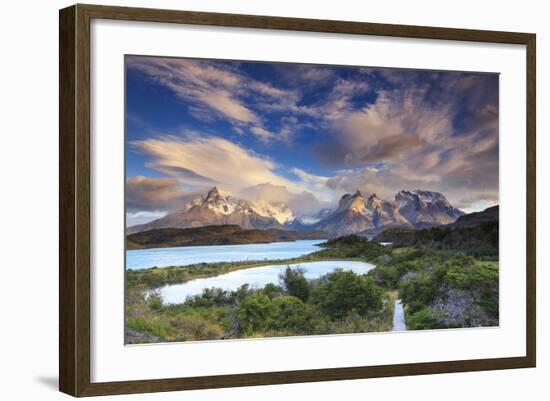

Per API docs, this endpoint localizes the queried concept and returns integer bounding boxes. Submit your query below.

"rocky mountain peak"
[366,193,383,209]
[338,190,367,214]
[205,187,221,201]
[127,187,291,234]
[412,189,449,204]
[394,189,463,226]
[127,185,465,237]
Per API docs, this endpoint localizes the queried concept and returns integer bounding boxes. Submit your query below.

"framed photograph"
[59,4,536,397]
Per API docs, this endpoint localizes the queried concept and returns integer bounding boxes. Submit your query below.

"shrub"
[406,307,449,330]
[280,267,310,301]
[310,270,385,319]
[262,283,283,299]
[171,314,223,340]
[147,292,163,311]
[271,296,316,334]
[399,271,440,306]
[237,293,317,335]
[237,293,278,334]
[126,317,176,339]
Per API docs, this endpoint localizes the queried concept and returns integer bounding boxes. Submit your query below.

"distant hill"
[127,225,328,250]
[373,206,499,257]
[450,205,498,227]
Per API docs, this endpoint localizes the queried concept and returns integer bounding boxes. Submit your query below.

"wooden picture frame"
[59,3,536,397]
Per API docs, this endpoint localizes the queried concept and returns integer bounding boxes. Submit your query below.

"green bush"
[126,317,176,339]
[262,283,284,299]
[311,270,385,319]
[406,307,449,330]
[281,267,310,301]
[271,296,316,334]
[237,294,316,335]
[399,271,442,306]
[237,293,278,334]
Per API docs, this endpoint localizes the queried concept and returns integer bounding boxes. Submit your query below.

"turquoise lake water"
[126,239,325,270]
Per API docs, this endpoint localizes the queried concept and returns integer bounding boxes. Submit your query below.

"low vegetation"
[126,268,392,343]
[374,221,498,259]
[370,249,498,329]
[126,221,499,341]
[318,234,499,330]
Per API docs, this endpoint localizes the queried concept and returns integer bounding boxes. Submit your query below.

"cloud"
[315,88,452,168]
[126,176,200,212]
[127,57,499,212]
[126,57,257,124]
[131,134,301,194]
[200,89,258,124]
[126,210,168,227]
[241,183,324,215]
[128,136,333,215]
[250,126,276,142]
[126,56,306,143]
[301,70,499,210]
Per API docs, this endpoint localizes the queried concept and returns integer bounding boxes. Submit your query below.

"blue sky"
[125,56,499,225]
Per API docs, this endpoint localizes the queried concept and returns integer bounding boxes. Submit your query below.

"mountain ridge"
[127,187,289,234]
[312,189,464,236]
[127,187,465,236]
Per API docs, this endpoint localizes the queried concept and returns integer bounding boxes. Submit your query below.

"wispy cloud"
[126,176,198,212]
[131,134,302,194]
[126,57,499,212]
[127,56,308,143]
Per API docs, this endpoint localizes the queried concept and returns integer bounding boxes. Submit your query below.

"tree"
[311,270,385,319]
[271,296,315,334]
[237,293,278,334]
[262,283,283,299]
[280,266,310,301]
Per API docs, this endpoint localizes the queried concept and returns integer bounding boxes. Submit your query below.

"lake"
[126,239,325,270]
[158,260,376,304]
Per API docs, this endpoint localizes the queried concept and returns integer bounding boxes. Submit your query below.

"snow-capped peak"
[199,187,295,223]
[411,189,449,205]
[250,199,295,224]
[203,187,240,215]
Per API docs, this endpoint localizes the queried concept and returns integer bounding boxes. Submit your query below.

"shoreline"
[127,253,369,290]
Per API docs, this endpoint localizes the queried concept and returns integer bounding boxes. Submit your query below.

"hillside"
[373,206,499,257]
[451,205,499,227]
[127,225,328,250]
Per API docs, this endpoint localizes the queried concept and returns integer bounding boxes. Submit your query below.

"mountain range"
[128,187,465,236]
[127,187,292,234]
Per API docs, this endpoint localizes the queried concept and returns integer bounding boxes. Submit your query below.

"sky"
[125,55,499,226]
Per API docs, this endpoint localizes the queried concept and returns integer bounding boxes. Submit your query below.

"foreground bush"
[126,269,390,342]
